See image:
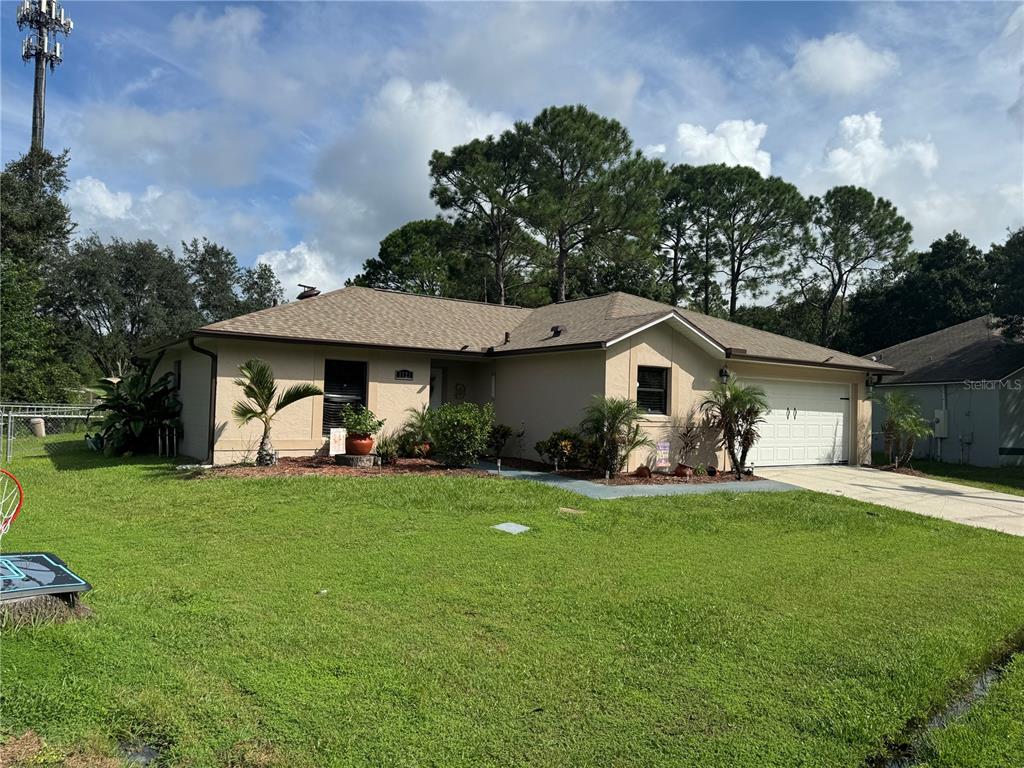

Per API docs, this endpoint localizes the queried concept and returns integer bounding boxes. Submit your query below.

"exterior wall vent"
[395,369,414,382]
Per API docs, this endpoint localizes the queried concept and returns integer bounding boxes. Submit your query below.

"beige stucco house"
[150,287,893,470]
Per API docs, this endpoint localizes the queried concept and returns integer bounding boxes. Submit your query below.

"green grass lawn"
[3,437,1024,767]
[921,654,1024,768]
[904,458,1024,497]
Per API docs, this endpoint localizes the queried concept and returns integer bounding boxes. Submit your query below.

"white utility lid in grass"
[492,522,530,535]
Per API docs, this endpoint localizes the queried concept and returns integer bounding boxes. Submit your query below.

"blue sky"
[2,1,1021,293]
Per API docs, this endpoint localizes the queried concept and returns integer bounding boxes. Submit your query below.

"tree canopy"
[989,227,1024,341]
[48,236,202,377]
[0,149,80,401]
[0,147,286,395]
[517,105,664,303]
[797,186,913,347]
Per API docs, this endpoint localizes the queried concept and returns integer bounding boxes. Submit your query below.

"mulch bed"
[583,471,762,486]
[203,456,491,479]
[874,463,926,477]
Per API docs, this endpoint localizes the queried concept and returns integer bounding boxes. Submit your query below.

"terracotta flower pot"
[346,435,374,455]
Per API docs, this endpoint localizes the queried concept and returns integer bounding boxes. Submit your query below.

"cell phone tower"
[16,0,74,151]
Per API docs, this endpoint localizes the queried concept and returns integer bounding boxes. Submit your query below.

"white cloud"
[824,112,937,185]
[672,120,771,175]
[65,177,284,258]
[298,78,511,280]
[792,33,898,95]
[79,105,265,188]
[67,177,132,220]
[256,242,338,293]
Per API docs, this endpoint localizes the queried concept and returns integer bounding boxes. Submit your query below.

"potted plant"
[339,405,385,455]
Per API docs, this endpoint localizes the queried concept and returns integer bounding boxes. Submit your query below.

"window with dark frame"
[322,360,368,435]
[636,366,668,414]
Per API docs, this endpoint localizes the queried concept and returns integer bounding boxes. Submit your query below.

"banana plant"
[88,359,182,456]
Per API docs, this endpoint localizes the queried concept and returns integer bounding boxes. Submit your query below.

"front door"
[429,367,444,409]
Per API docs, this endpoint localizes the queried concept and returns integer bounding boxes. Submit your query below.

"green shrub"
[488,423,514,459]
[426,402,494,467]
[535,429,582,468]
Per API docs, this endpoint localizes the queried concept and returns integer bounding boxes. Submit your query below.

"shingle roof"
[194,287,892,372]
[868,316,1024,384]
[199,287,531,353]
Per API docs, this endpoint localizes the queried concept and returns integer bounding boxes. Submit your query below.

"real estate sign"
[655,440,671,469]
[329,428,347,456]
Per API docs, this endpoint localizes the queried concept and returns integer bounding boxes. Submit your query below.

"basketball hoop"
[0,469,24,542]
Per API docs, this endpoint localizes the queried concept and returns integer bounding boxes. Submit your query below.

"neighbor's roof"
[191,286,893,373]
[867,316,1024,384]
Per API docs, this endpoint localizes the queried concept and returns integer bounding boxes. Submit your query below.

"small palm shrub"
[375,432,400,465]
[579,396,654,476]
[426,402,494,467]
[88,361,181,456]
[700,376,769,479]
[399,404,433,457]
[875,391,932,467]
[232,359,322,466]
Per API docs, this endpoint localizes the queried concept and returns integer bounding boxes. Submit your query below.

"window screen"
[322,360,367,435]
[636,366,668,414]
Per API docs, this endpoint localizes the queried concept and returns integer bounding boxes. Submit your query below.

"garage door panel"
[746,379,849,467]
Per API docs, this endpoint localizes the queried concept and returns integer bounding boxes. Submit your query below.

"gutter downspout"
[188,337,218,465]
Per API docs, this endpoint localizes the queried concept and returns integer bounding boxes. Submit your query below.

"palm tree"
[232,359,322,466]
[580,396,655,477]
[700,376,769,479]
[874,391,932,467]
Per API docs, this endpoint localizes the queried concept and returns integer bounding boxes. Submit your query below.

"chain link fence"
[0,404,94,464]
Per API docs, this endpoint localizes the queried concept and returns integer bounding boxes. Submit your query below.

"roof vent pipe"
[297,284,320,300]
[550,325,565,337]
[504,332,511,344]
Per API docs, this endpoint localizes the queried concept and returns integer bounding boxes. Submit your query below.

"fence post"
[6,412,13,463]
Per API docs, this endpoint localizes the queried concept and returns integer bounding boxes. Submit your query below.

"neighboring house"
[868,316,1024,467]
[149,287,892,469]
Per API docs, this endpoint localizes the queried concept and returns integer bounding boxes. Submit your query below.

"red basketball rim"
[0,468,24,538]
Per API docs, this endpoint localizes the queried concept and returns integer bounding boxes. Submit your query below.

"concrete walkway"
[759,465,1024,537]
[478,462,795,500]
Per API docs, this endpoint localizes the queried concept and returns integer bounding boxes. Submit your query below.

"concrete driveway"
[758,465,1024,537]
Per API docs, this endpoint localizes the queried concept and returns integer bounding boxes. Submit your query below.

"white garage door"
[745,379,850,467]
